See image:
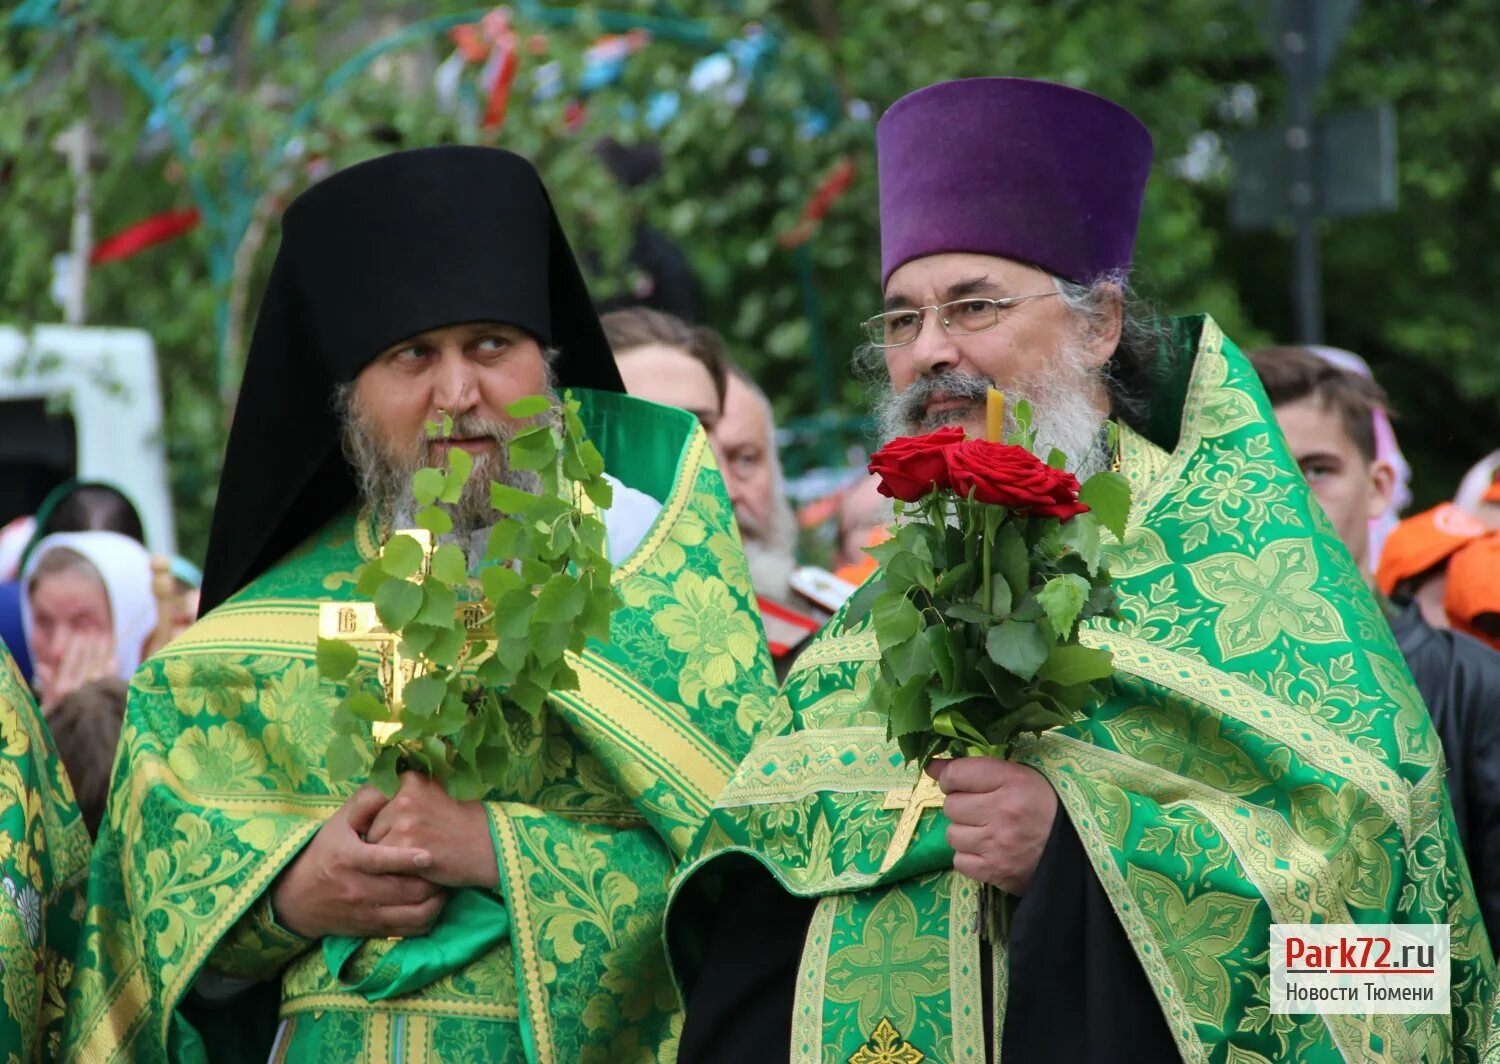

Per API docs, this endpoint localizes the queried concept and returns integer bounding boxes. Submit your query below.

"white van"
[0,325,176,554]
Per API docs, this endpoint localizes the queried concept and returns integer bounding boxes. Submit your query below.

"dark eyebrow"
[941,276,1004,301]
[882,275,1003,312]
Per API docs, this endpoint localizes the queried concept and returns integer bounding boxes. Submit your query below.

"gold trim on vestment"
[789,894,838,1064]
[490,808,555,1064]
[1080,630,1412,840]
[64,960,151,1064]
[948,875,984,1062]
[558,653,734,817]
[276,994,520,1022]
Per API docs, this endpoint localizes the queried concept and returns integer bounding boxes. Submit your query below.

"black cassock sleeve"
[677,812,1177,1063]
[1002,809,1178,1061]
[676,864,815,1063]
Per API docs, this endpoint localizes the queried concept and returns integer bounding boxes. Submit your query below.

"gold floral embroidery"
[848,1018,925,1064]
[1185,539,1347,659]
[650,572,761,706]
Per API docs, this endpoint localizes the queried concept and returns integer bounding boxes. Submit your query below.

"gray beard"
[743,537,798,602]
[871,339,1108,475]
[340,404,547,558]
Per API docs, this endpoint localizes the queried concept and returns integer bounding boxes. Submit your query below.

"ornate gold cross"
[318,529,435,744]
[878,770,946,874]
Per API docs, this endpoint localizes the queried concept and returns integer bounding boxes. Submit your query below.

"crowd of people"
[2,72,1500,1062]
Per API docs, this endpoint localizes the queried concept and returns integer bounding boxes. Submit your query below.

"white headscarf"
[1455,451,1500,514]
[20,531,158,682]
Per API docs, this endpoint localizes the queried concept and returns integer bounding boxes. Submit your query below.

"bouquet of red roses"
[861,396,1130,767]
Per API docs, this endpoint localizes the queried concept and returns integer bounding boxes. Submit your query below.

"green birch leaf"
[342,692,389,723]
[447,443,474,482]
[374,578,422,630]
[416,505,453,537]
[926,625,957,689]
[985,619,1050,680]
[412,468,445,507]
[429,544,468,585]
[576,440,605,478]
[872,591,921,648]
[1078,471,1131,542]
[369,750,401,796]
[888,676,933,738]
[506,394,551,419]
[509,426,557,470]
[865,537,906,568]
[491,483,537,516]
[399,623,438,658]
[1037,574,1090,638]
[433,691,470,731]
[1084,583,1117,618]
[886,549,935,593]
[935,560,975,597]
[1036,643,1116,686]
[945,602,989,624]
[355,561,386,599]
[481,564,522,601]
[994,523,1030,601]
[536,576,587,624]
[1058,513,1102,575]
[888,628,932,684]
[316,637,358,681]
[486,519,527,561]
[379,534,424,579]
[326,726,371,783]
[427,624,466,668]
[416,581,458,626]
[583,476,614,509]
[403,673,447,716]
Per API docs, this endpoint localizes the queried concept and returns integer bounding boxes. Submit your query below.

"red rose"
[867,426,966,502]
[945,440,1089,519]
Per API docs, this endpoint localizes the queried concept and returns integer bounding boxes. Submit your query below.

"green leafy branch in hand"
[316,392,621,798]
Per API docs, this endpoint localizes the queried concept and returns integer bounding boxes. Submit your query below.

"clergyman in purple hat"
[667,77,1491,1063]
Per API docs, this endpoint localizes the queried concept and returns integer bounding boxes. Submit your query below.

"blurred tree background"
[3,0,1497,561]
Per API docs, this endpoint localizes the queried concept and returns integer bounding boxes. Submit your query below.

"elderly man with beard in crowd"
[713,366,829,672]
[668,77,1494,1063]
[60,146,778,1063]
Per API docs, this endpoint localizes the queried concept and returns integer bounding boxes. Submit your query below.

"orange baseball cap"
[1484,480,1500,505]
[1375,503,1489,595]
[1445,534,1500,649]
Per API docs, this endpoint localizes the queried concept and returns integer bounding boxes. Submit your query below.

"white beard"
[872,336,1108,475]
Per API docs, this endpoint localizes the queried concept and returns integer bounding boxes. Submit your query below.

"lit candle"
[986,388,1005,442]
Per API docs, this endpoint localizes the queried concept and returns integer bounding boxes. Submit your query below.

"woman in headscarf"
[21,530,157,713]
[21,531,155,838]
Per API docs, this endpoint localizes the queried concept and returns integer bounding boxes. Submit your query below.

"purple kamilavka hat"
[877,77,1154,286]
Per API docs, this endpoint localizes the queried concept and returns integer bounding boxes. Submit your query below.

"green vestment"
[668,318,1496,1063]
[58,392,780,1064]
[0,641,89,1062]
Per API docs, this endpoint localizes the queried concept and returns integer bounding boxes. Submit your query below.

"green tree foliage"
[3,0,1494,555]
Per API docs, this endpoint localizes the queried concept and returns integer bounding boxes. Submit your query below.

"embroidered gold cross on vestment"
[319,528,437,743]
[877,771,946,874]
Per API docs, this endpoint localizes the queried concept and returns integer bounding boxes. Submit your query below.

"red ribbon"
[452,8,521,132]
[779,157,855,249]
[90,208,201,265]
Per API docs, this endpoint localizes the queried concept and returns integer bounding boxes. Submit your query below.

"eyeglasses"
[861,292,1060,348]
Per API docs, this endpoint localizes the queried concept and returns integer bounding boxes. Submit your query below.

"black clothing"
[676,863,813,1063]
[200,146,622,612]
[676,815,1176,1063]
[1001,812,1177,1061]
[1389,599,1500,946]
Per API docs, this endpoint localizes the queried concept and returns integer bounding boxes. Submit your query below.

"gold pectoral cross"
[320,530,501,744]
[878,770,946,874]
